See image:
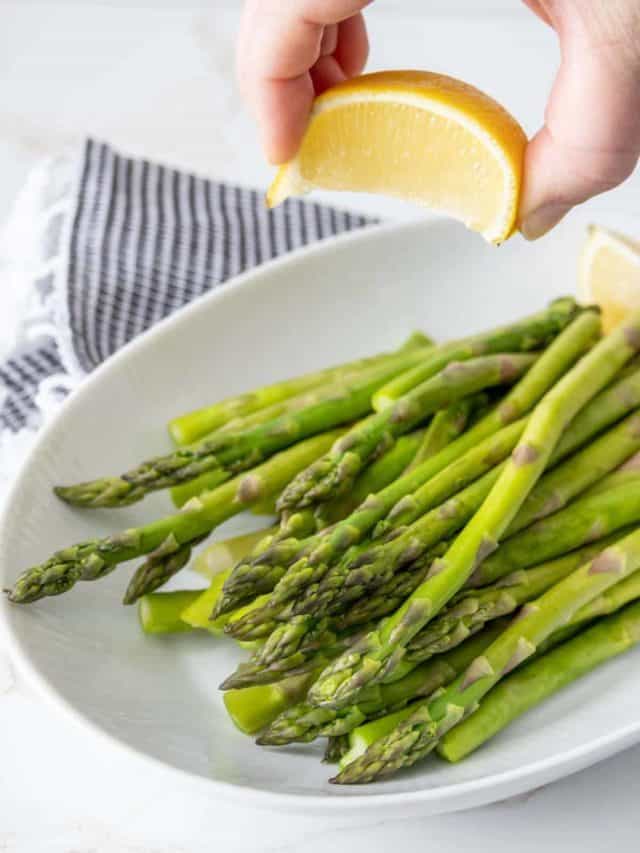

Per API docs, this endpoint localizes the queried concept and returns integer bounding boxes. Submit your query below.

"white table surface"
[1,3,640,851]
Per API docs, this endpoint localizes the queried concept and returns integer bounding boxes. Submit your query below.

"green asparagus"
[224,671,319,734]
[257,621,506,745]
[6,431,342,604]
[169,333,433,445]
[438,600,640,762]
[309,311,640,710]
[405,398,479,472]
[371,298,581,411]
[137,590,199,634]
[277,353,538,511]
[405,533,631,664]
[123,532,209,604]
[55,351,431,508]
[470,478,640,587]
[333,525,640,783]
[220,313,599,617]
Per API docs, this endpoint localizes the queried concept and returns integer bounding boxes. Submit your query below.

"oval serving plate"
[1,216,639,816]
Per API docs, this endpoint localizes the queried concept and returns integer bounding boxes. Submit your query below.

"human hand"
[519,1,640,238]
[237,1,640,241]
[236,1,371,164]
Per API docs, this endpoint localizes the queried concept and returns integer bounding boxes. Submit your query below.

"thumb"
[520,12,640,240]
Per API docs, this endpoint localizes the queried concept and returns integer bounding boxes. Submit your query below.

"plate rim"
[2,216,639,813]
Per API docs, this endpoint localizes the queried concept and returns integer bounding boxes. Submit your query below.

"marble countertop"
[1,3,640,851]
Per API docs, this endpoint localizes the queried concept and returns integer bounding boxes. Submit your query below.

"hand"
[237,1,640,241]
[236,1,371,164]
[519,1,640,239]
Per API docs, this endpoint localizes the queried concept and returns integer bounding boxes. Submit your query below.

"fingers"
[237,0,372,164]
[521,0,553,27]
[334,13,370,77]
[520,4,640,239]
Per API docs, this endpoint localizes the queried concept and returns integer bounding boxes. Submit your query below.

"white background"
[1,2,640,851]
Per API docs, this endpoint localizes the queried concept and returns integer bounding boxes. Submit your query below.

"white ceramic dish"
[2,216,640,816]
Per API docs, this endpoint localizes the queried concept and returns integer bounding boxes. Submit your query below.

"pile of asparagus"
[9,296,640,785]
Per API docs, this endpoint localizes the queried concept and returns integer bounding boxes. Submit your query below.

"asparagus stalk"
[5,430,342,605]
[277,353,538,511]
[551,566,640,641]
[506,410,640,535]
[223,671,319,734]
[257,621,506,745]
[583,450,640,498]
[438,598,640,763]
[313,430,426,528]
[470,478,640,588]
[169,332,433,445]
[405,533,631,664]
[405,398,479,472]
[123,533,210,604]
[240,401,640,668]
[220,313,599,616]
[192,527,278,580]
[309,312,640,711]
[137,590,199,634]
[371,298,580,411]
[291,410,640,626]
[214,432,427,616]
[219,628,364,690]
[323,735,351,763]
[333,526,640,783]
[55,351,430,509]
[373,418,527,538]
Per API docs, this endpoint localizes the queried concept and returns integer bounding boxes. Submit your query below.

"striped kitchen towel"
[0,139,372,445]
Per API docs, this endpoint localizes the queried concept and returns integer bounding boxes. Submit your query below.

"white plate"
[2,216,640,817]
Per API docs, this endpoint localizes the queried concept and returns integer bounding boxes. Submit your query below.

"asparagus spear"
[309,312,640,711]
[191,527,278,580]
[291,411,640,626]
[230,472,499,654]
[371,298,580,411]
[470,478,640,588]
[323,735,351,763]
[220,313,599,615]
[5,430,343,605]
[214,432,427,616]
[313,430,426,528]
[405,533,631,664]
[223,671,319,734]
[257,622,506,745]
[438,598,640,763]
[582,450,640,498]
[169,332,433,445]
[123,532,210,604]
[237,401,640,670]
[219,627,365,690]
[138,590,199,634]
[551,566,640,641]
[55,351,431,509]
[333,525,640,783]
[506,410,640,535]
[405,398,479,472]
[372,418,527,538]
[277,353,538,511]
[378,400,640,541]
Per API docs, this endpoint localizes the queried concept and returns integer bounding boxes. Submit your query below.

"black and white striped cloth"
[0,139,373,433]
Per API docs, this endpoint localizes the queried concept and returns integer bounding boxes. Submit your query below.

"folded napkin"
[0,139,372,494]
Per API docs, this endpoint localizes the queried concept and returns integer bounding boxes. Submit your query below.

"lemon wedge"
[579,224,640,332]
[267,70,527,244]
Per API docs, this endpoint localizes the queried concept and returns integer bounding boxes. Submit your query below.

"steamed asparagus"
[333,526,640,783]
[310,311,640,710]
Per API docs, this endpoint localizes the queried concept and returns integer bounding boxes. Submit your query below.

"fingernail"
[520,203,572,241]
